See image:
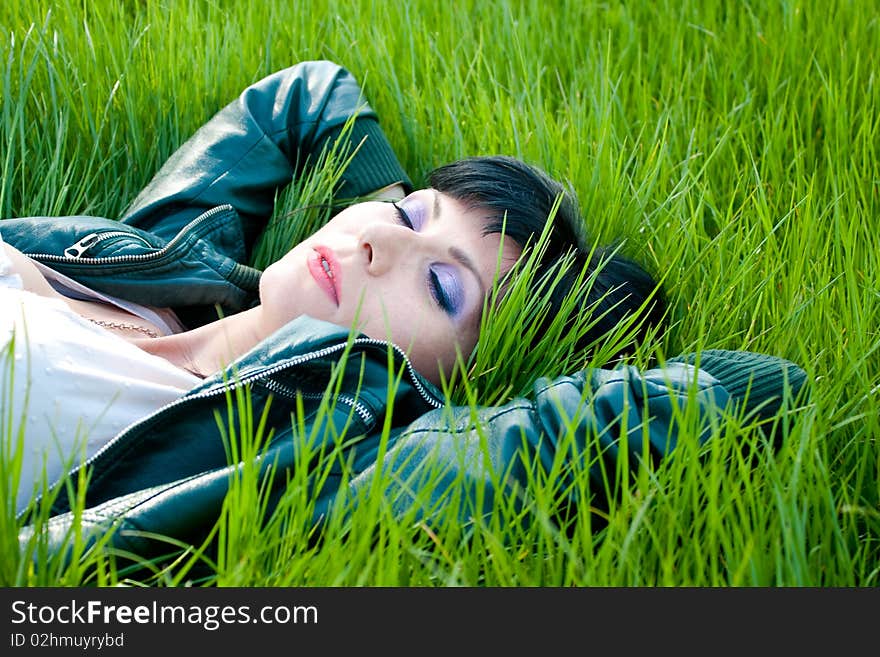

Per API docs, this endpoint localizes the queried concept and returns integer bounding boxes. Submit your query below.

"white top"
[0,228,201,515]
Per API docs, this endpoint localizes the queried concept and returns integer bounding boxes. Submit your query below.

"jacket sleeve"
[342,350,808,529]
[121,60,412,254]
[17,350,806,569]
[19,362,721,568]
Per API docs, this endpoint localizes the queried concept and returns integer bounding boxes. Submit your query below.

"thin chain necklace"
[88,318,160,338]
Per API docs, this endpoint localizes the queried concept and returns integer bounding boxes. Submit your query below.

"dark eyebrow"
[449,246,486,301]
[432,190,487,301]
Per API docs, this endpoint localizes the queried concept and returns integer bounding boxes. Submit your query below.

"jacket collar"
[193,314,445,408]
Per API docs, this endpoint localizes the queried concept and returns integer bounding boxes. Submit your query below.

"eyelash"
[429,270,454,314]
[392,202,413,229]
[392,201,455,315]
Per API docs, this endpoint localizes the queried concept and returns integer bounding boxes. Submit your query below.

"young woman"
[3,61,806,564]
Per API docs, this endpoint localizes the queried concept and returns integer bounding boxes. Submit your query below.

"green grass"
[2,0,878,586]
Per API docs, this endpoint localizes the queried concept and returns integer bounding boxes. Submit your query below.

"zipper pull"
[64,233,100,258]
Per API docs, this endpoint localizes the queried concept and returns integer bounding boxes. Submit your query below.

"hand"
[363,182,407,202]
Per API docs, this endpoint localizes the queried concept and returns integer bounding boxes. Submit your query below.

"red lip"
[307,246,340,306]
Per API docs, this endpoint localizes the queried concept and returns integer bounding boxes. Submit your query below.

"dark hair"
[428,155,666,360]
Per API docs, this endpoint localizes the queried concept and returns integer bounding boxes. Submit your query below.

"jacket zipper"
[23,336,442,516]
[61,231,150,258]
[26,204,234,264]
[354,337,442,409]
[259,379,374,428]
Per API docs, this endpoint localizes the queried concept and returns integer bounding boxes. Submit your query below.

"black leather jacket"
[6,61,806,565]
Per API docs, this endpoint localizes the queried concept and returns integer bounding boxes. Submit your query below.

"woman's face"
[259,189,521,384]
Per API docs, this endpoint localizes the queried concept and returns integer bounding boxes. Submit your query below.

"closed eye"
[392,195,463,317]
[429,264,464,317]
[392,202,414,229]
[392,195,425,231]
[429,269,452,313]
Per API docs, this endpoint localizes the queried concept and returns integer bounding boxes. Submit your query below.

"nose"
[359,223,417,277]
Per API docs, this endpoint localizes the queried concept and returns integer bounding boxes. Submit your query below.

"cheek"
[320,203,382,232]
[345,280,476,380]
[394,320,477,384]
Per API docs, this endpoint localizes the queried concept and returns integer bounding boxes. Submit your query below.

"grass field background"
[1,0,878,586]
